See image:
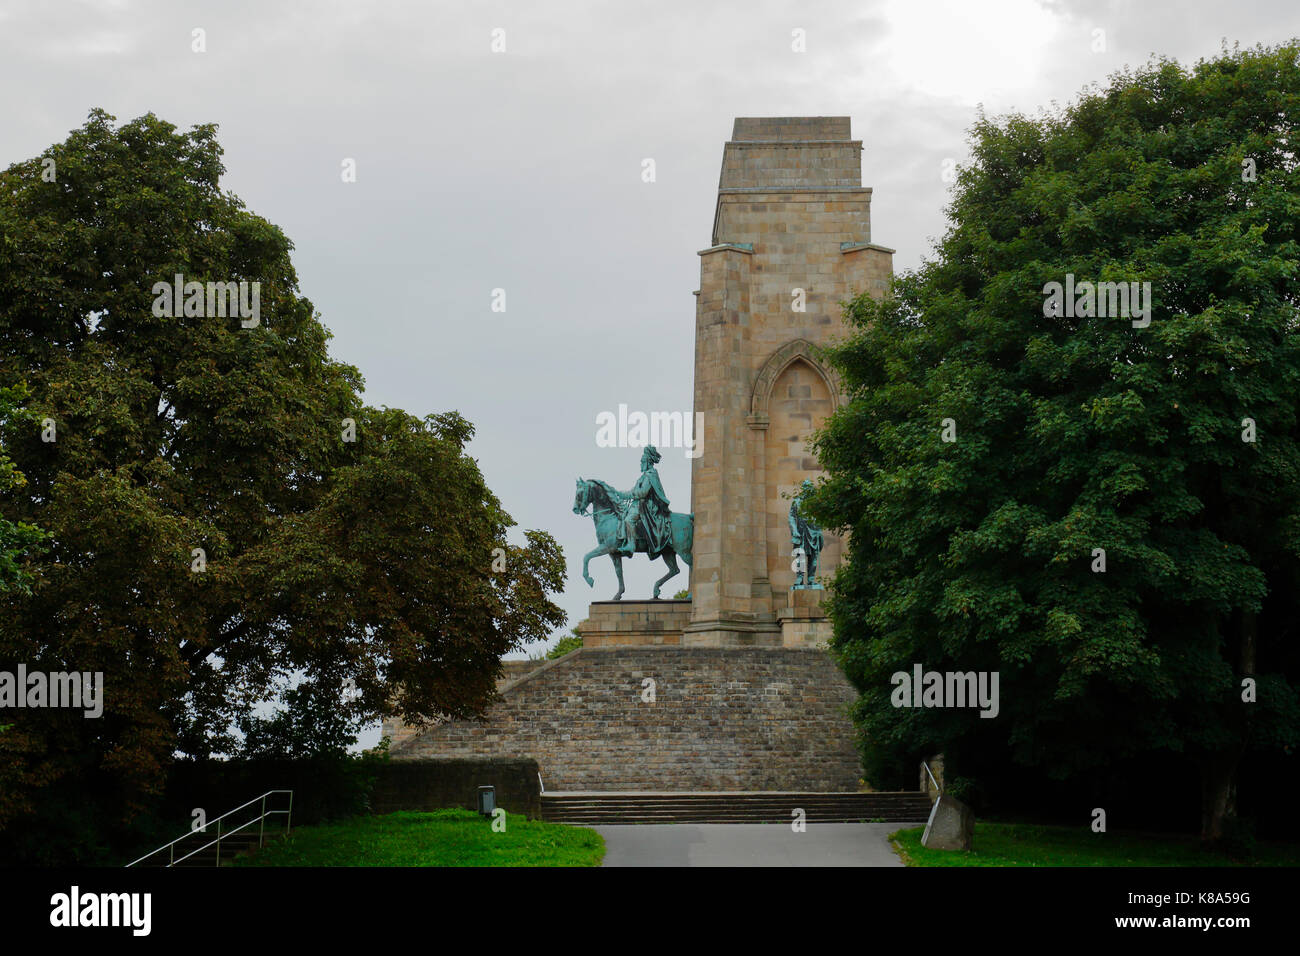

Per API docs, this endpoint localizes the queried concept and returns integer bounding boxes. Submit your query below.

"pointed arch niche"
[746,340,845,599]
[749,339,841,425]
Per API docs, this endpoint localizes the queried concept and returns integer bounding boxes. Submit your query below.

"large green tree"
[0,110,565,852]
[0,382,46,593]
[810,44,1300,841]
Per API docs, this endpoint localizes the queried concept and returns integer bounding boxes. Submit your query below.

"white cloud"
[875,0,1062,105]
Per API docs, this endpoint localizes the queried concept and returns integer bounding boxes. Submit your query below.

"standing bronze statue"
[573,446,693,600]
[789,479,824,589]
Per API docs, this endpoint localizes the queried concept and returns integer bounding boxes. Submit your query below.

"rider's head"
[641,445,662,469]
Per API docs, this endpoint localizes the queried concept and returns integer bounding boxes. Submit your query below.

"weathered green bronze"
[789,479,824,589]
[573,446,693,601]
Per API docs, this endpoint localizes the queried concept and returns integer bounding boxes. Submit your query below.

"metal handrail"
[921,761,942,797]
[168,809,291,866]
[126,789,293,867]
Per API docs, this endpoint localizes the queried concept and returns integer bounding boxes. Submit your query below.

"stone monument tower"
[684,116,894,647]
[385,118,903,798]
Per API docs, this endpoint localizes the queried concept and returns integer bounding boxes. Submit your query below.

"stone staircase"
[124,790,293,867]
[155,831,265,867]
[542,791,933,825]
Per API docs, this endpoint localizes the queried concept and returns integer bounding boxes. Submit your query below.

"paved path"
[594,823,905,867]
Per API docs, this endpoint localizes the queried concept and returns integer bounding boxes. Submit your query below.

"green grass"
[235,809,605,867]
[890,822,1300,867]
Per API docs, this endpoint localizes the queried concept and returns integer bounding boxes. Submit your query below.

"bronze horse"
[573,477,693,600]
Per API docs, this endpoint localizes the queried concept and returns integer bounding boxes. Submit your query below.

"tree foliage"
[546,628,583,660]
[0,110,566,847]
[0,381,46,593]
[809,44,1300,839]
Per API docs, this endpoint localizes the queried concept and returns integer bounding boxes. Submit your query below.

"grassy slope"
[236,809,604,867]
[890,822,1300,867]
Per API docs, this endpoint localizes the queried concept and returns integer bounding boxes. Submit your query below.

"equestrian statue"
[573,445,693,601]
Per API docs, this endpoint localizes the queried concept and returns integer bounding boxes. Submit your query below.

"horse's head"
[573,478,589,515]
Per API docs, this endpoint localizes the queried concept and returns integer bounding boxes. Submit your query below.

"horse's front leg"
[582,543,609,588]
[612,554,625,601]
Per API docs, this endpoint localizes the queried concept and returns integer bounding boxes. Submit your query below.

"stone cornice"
[840,241,896,255]
[697,242,754,256]
[718,186,871,194]
[723,139,863,148]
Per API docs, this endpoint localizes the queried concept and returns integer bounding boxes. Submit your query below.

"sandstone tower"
[384,118,898,796]
[686,116,893,645]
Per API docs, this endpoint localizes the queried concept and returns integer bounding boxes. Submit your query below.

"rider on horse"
[615,445,673,559]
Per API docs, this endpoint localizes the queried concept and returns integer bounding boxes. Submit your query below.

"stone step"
[547,811,928,817]
[543,796,927,806]
[546,816,932,825]
[134,834,265,867]
[551,819,931,826]
[541,790,926,797]
[543,795,928,802]
[541,791,932,824]
[545,806,929,812]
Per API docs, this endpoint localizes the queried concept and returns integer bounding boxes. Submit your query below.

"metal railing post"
[259,793,266,848]
[215,817,222,866]
[921,761,942,801]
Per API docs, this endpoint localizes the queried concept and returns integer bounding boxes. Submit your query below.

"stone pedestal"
[577,600,692,648]
[680,618,783,647]
[779,588,832,648]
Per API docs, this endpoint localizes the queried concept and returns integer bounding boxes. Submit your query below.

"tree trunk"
[1199,752,1238,842]
[1201,608,1255,842]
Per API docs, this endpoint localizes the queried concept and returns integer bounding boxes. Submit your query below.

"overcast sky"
[3,1,1298,676]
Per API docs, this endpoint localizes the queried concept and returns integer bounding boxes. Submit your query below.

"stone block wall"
[499,660,545,684]
[381,659,548,750]
[731,116,852,141]
[369,758,542,818]
[391,646,864,792]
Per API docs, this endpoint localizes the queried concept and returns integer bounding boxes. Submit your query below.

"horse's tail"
[671,511,693,564]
